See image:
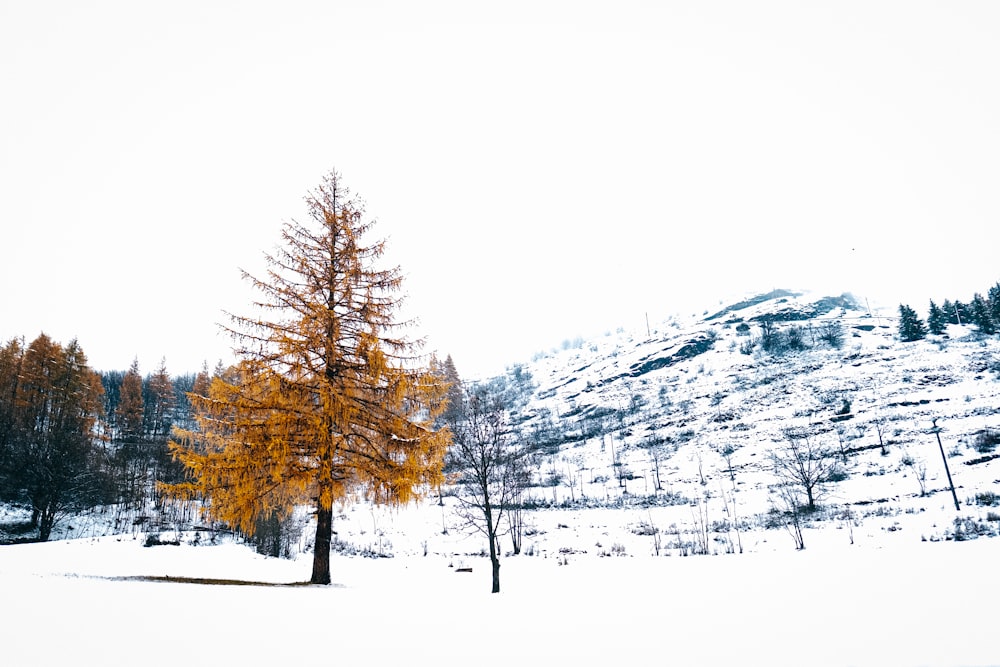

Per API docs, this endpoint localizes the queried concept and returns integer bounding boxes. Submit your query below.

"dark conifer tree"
[898,304,927,342]
[942,299,959,325]
[970,293,996,334]
[988,282,1000,325]
[955,300,973,326]
[440,354,464,427]
[927,300,947,335]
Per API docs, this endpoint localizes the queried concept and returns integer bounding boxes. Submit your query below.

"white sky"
[2,1,999,380]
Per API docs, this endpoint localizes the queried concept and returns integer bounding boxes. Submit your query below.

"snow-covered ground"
[2,522,998,666]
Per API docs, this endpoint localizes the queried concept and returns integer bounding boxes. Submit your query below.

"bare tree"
[818,320,845,349]
[690,490,711,555]
[770,430,840,511]
[639,433,671,492]
[448,383,525,593]
[770,483,806,550]
[716,442,738,486]
[873,417,889,456]
[900,446,928,497]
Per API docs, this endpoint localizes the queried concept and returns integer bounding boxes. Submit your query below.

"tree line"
[899,282,1000,341]
[0,335,212,540]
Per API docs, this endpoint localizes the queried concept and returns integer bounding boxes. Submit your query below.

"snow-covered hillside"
[434,288,1000,554]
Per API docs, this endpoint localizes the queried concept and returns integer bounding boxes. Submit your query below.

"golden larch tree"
[167,170,450,584]
[4,335,105,540]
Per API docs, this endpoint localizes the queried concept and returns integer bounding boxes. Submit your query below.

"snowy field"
[3,520,998,667]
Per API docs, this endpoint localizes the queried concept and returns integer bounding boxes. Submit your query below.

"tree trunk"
[489,534,501,594]
[510,506,522,555]
[37,503,55,542]
[311,496,333,585]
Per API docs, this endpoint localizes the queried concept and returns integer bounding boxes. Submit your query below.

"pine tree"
[954,300,973,326]
[969,293,996,334]
[942,299,959,325]
[927,300,947,336]
[167,170,449,584]
[440,354,464,426]
[898,304,927,342]
[988,282,1000,325]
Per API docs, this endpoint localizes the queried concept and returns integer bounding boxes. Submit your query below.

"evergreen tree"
[942,299,959,325]
[927,300,947,335]
[167,170,450,584]
[955,300,973,326]
[440,354,464,427]
[969,293,996,334]
[898,304,927,342]
[988,282,1000,325]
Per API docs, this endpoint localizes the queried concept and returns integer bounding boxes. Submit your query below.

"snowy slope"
[471,289,1000,553]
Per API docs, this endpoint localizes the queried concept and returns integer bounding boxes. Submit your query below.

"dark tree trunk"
[484,503,501,593]
[489,535,501,594]
[37,503,55,542]
[311,496,333,585]
[510,506,522,555]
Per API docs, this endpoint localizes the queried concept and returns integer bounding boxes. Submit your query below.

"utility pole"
[931,418,960,511]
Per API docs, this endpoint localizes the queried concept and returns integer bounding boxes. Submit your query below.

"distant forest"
[0,337,214,541]
[898,282,1000,342]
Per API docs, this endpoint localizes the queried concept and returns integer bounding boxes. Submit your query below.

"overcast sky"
[3,1,999,380]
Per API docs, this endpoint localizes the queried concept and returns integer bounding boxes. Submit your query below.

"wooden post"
[931,418,960,511]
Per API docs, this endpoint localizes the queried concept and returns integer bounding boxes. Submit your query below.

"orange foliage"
[164,171,450,559]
